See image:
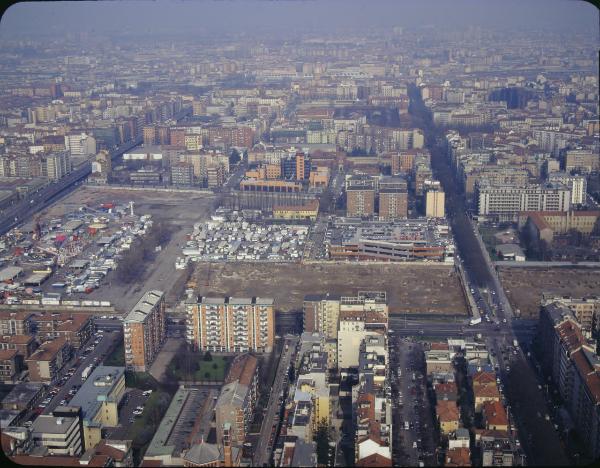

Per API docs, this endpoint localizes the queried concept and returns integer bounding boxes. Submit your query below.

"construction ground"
[192,262,468,316]
[499,267,600,318]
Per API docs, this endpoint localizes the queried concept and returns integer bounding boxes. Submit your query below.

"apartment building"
[215,353,259,447]
[0,348,21,383]
[185,296,274,353]
[541,294,600,333]
[537,303,600,459]
[34,312,94,349]
[346,187,376,217]
[43,151,71,181]
[379,189,408,219]
[123,290,166,372]
[26,337,71,383]
[338,309,388,370]
[565,149,599,173]
[476,181,571,221]
[303,291,388,342]
[0,311,33,336]
[548,172,587,205]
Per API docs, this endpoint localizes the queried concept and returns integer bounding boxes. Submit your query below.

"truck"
[81,365,93,381]
[469,316,482,326]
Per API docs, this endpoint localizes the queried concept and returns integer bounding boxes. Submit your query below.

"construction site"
[499,266,600,318]
[192,261,468,317]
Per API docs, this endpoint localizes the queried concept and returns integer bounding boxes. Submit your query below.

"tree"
[314,421,331,466]
[230,148,241,165]
[204,351,213,362]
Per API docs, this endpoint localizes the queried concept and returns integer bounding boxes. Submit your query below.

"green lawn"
[195,356,228,381]
[104,341,125,366]
[167,353,230,382]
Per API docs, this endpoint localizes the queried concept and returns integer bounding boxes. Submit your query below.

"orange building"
[185,297,274,353]
[123,290,166,372]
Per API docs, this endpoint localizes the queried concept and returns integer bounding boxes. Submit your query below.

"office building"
[123,290,166,372]
[185,296,275,353]
[476,181,571,221]
[31,415,83,456]
[68,366,126,450]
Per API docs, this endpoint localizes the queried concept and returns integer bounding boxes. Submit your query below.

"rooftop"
[124,290,164,323]
[68,366,125,422]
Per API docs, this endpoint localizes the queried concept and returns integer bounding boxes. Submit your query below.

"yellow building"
[426,190,445,218]
[68,366,126,450]
[272,200,319,221]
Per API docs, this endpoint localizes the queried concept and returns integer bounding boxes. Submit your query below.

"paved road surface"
[253,336,298,466]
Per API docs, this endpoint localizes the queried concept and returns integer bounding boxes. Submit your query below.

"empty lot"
[193,262,467,316]
[499,267,600,318]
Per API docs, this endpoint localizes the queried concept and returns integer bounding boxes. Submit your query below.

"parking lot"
[34,329,122,417]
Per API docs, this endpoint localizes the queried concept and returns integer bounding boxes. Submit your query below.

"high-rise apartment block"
[346,185,376,217]
[123,290,166,372]
[185,296,275,353]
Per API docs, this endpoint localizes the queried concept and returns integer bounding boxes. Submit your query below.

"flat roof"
[0,267,23,281]
[32,414,77,435]
[68,366,125,422]
[124,290,164,323]
[1,382,44,408]
[145,386,204,458]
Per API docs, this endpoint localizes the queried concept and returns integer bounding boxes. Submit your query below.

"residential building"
[548,173,587,205]
[215,354,259,447]
[0,311,33,335]
[123,290,166,372]
[482,400,509,432]
[519,210,600,244]
[185,297,275,353]
[26,337,71,383]
[346,186,375,217]
[0,349,21,383]
[378,189,408,219]
[436,400,460,435]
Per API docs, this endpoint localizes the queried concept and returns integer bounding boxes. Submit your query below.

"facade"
[0,348,21,383]
[346,187,376,217]
[0,311,33,336]
[548,173,587,205]
[43,151,71,181]
[537,303,600,459]
[25,337,71,383]
[31,415,83,456]
[68,366,125,450]
[426,189,445,218]
[171,162,195,186]
[476,181,571,221]
[123,290,166,372]
[272,200,319,221]
[378,189,408,219]
[519,210,600,244]
[185,297,275,353]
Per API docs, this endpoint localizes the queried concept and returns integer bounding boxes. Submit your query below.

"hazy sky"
[0,0,598,38]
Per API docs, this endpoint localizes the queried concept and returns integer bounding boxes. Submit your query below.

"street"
[253,335,298,467]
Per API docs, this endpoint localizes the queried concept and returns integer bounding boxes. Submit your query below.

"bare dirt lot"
[193,262,467,316]
[499,267,600,318]
[43,186,215,312]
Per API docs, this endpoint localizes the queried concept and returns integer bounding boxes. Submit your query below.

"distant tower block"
[129,201,134,216]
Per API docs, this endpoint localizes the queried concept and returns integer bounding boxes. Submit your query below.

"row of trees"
[117,221,171,283]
